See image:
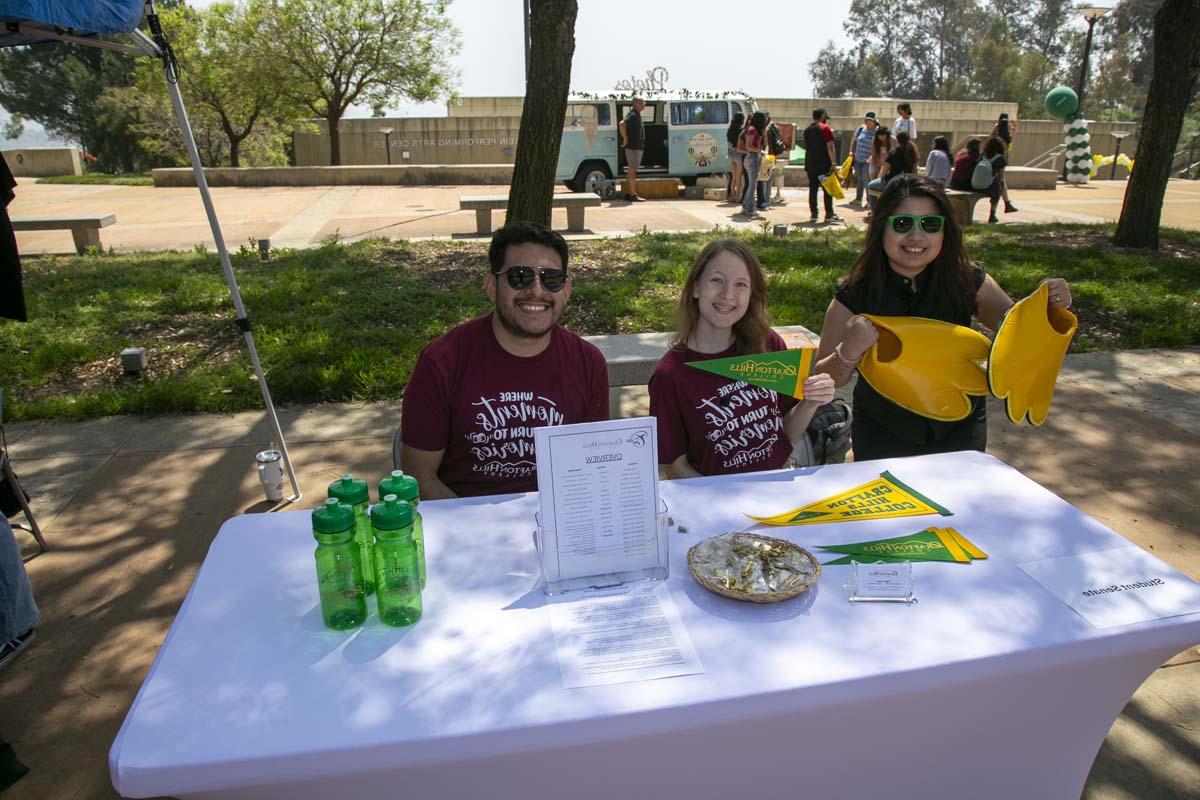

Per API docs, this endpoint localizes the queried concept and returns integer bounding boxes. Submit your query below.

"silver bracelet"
[833,343,861,371]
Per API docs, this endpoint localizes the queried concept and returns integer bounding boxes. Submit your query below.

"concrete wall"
[151,164,514,187]
[2,147,82,177]
[295,117,522,167]
[447,97,526,117]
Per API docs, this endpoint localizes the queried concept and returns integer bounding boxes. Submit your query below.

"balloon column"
[1045,86,1092,184]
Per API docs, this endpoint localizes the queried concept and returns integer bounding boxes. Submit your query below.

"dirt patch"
[1016,229,1200,260]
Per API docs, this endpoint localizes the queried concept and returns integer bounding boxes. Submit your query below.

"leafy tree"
[506,0,577,226]
[147,1,295,167]
[1114,0,1200,250]
[260,0,459,166]
[0,45,147,172]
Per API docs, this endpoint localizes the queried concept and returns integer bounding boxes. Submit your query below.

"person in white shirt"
[894,103,918,159]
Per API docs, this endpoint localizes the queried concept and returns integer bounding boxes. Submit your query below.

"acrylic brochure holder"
[533,417,668,596]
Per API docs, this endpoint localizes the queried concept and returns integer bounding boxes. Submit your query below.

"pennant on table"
[818,528,968,563]
[820,527,989,565]
[747,471,952,526]
[686,348,816,399]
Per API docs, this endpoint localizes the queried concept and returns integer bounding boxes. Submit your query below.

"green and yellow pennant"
[820,526,989,565]
[747,471,952,526]
[686,348,816,399]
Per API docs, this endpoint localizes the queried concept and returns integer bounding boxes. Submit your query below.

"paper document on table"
[547,582,704,688]
[1018,546,1200,629]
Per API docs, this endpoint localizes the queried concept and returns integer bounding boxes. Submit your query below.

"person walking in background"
[990,113,1018,214]
[851,111,877,207]
[619,96,646,202]
[725,111,745,203]
[980,136,1009,223]
[924,135,952,188]
[803,108,841,223]
[740,111,768,218]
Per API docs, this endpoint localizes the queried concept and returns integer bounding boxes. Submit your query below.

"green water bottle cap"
[312,498,356,534]
[371,494,413,530]
[379,469,419,503]
[327,473,368,505]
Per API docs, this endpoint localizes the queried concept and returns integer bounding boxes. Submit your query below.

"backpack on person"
[971,155,998,190]
[791,399,853,466]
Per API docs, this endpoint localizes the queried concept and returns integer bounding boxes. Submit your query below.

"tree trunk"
[1113,0,1200,250]
[327,114,343,167]
[229,138,241,168]
[506,0,578,227]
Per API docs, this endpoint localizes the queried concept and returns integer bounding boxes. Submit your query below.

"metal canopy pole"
[143,4,302,503]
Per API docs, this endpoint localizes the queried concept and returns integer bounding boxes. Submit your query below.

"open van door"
[617,100,668,176]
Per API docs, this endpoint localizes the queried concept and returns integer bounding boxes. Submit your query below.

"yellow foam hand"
[988,282,1077,425]
[859,316,991,422]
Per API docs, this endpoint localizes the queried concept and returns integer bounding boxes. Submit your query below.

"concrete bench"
[944,189,987,226]
[11,213,116,254]
[459,193,601,236]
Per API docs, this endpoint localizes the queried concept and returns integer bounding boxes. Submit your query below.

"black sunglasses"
[496,266,567,292]
[886,214,945,235]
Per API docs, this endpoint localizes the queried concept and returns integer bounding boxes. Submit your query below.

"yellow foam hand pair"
[857,283,1077,424]
[989,281,1078,425]
[858,315,990,422]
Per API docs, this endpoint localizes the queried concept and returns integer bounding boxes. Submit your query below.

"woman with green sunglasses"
[812,174,1072,460]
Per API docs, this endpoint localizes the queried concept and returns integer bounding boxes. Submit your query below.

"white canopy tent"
[1,0,301,502]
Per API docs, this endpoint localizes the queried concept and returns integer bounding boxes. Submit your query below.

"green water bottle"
[328,473,374,596]
[311,498,367,631]
[379,470,425,588]
[371,494,423,627]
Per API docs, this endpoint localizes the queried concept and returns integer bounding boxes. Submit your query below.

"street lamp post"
[1109,130,1130,180]
[1062,4,1113,182]
[379,127,394,166]
[1074,6,1111,109]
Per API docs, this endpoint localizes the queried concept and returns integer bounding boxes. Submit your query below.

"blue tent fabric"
[0,1,143,47]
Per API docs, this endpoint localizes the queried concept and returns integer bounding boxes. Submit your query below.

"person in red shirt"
[400,222,609,498]
[649,240,835,477]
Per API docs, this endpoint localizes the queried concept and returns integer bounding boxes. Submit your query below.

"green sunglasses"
[886,214,946,234]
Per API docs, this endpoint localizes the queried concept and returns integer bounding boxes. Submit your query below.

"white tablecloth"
[109,451,1200,799]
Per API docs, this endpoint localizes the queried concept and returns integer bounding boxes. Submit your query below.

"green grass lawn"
[36,173,154,186]
[3,224,1198,421]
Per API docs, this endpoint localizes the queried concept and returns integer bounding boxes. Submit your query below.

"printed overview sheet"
[547,582,704,689]
[535,417,660,581]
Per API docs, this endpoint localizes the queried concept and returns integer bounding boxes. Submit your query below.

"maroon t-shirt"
[649,331,798,476]
[401,314,609,497]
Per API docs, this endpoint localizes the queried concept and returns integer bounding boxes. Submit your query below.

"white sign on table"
[547,582,703,688]
[534,417,666,595]
[1018,545,1200,629]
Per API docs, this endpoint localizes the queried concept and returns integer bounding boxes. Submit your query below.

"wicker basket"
[687,533,821,604]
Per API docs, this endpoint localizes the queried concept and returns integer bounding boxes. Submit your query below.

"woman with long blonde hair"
[649,240,834,477]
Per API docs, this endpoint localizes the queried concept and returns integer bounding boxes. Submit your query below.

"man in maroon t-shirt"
[400,222,609,498]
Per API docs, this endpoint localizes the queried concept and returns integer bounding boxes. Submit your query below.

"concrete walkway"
[1,348,1198,798]
[12,178,1200,254]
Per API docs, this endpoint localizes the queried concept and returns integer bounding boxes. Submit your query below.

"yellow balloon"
[858,316,991,422]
